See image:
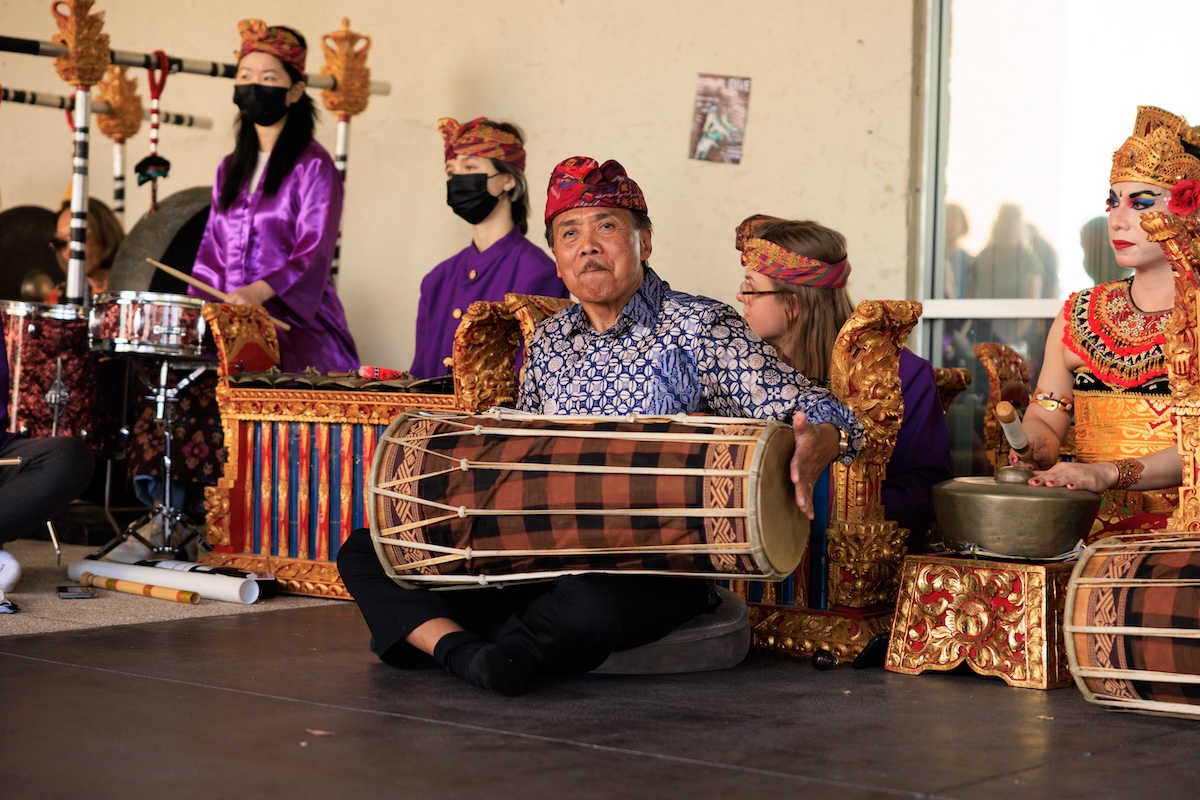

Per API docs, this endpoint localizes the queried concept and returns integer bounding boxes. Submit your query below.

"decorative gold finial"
[320,18,372,117]
[50,0,111,86]
[95,65,143,142]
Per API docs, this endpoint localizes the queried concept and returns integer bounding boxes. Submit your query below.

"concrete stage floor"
[2,602,1196,800]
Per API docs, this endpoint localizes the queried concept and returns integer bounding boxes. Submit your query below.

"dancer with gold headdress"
[188,19,358,373]
[734,216,952,546]
[408,117,567,379]
[1016,106,1200,541]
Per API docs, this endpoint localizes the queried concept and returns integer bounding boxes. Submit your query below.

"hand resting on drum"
[790,410,841,519]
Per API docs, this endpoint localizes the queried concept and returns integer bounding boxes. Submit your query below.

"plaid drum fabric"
[369,413,806,586]
[1068,534,1200,713]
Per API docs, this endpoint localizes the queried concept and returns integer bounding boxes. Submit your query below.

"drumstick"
[996,400,1034,463]
[144,257,292,332]
[79,571,201,605]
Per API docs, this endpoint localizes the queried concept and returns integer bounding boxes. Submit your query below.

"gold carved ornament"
[932,366,971,415]
[320,18,371,118]
[824,299,920,607]
[451,300,522,412]
[973,341,1031,473]
[1142,210,1200,531]
[886,557,1073,689]
[95,65,142,142]
[50,0,111,87]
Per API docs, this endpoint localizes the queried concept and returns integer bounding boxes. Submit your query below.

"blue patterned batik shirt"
[517,268,863,464]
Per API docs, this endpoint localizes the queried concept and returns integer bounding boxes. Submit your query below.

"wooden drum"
[1065,533,1200,717]
[368,411,807,588]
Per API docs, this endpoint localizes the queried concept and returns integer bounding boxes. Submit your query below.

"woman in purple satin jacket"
[409,117,568,379]
[189,19,358,373]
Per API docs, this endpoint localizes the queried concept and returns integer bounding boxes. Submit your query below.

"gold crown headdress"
[1111,106,1200,189]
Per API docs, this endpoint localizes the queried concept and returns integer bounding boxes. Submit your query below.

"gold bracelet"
[1031,388,1074,413]
[1112,458,1145,491]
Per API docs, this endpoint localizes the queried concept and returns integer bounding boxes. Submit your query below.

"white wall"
[0,0,918,370]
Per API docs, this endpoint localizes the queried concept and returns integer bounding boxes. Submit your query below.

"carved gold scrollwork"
[320,18,371,117]
[51,0,111,86]
[452,301,522,412]
[974,341,1031,473]
[95,65,142,141]
[826,520,909,607]
[885,556,1074,689]
[1143,210,1200,531]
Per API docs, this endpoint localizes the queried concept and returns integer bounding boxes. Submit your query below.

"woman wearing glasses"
[735,215,952,548]
[41,197,123,301]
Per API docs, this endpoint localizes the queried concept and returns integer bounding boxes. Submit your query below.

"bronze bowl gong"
[932,466,1101,559]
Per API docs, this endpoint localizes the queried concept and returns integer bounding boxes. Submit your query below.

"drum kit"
[0,289,215,558]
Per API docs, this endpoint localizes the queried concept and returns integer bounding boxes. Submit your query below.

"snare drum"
[1065,533,1200,718]
[89,291,214,360]
[1,299,122,451]
[368,411,806,588]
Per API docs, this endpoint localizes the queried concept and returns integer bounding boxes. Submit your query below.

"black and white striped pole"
[50,0,111,306]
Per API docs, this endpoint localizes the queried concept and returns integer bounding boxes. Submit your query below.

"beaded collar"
[1063,278,1168,390]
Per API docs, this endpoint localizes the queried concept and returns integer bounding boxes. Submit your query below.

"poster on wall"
[688,74,751,165]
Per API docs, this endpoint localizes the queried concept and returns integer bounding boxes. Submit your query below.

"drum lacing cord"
[134,51,171,213]
[372,535,755,575]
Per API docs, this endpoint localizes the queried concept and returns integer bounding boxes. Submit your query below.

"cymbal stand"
[45,356,68,436]
[92,358,208,560]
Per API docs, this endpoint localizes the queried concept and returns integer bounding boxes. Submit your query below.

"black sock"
[433,631,535,696]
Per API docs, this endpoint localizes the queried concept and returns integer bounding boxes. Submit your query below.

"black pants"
[337,528,712,674]
[0,436,94,545]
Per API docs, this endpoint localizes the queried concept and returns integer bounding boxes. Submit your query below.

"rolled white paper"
[68,559,259,604]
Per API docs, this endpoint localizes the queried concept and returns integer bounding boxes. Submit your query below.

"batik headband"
[544,156,648,224]
[735,215,851,288]
[438,117,526,170]
[236,19,306,76]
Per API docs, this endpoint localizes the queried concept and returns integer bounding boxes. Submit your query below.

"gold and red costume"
[1064,278,1176,541]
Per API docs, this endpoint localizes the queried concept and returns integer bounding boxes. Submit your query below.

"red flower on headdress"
[1169,179,1200,216]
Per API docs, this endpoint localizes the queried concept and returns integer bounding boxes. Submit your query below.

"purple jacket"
[190,140,359,373]
[410,227,567,378]
[883,350,954,540]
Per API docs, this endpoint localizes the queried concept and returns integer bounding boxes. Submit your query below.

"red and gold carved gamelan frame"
[200,296,571,597]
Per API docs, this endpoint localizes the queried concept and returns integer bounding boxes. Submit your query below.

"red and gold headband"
[735,214,851,288]
[236,19,306,76]
[438,117,526,170]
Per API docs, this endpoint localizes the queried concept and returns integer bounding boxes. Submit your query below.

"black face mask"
[446,173,501,225]
[233,84,290,126]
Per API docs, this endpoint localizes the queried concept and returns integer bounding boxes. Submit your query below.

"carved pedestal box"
[885,554,1074,690]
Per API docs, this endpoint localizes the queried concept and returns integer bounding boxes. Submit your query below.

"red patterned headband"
[236,19,306,76]
[735,215,851,288]
[545,156,648,224]
[438,117,526,170]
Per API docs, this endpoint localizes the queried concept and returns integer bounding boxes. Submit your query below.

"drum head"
[748,422,808,578]
[109,186,212,294]
[0,206,63,301]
